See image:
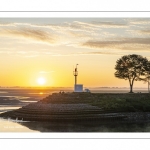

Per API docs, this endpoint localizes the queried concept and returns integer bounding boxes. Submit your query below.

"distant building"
[74,84,83,92]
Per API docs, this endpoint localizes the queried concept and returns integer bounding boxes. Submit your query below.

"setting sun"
[37,77,46,85]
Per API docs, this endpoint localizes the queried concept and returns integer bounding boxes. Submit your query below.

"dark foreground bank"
[1,92,150,123]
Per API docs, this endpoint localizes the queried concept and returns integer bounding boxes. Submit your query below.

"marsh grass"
[88,93,150,112]
[42,93,150,113]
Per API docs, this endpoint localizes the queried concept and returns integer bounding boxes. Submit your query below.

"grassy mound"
[41,92,150,112]
[1,92,150,122]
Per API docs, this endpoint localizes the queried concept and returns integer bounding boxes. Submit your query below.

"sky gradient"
[0,18,150,87]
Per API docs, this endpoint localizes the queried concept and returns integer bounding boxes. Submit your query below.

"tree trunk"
[129,78,135,93]
[148,81,150,93]
[129,84,133,93]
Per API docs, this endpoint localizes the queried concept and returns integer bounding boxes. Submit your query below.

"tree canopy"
[139,61,150,92]
[114,54,149,93]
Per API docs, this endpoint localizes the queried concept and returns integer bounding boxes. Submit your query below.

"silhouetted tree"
[114,54,149,93]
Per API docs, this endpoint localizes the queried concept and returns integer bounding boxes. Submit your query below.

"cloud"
[0,20,129,48]
[10,22,96,33]
[0,20,128,35]
[82,37,150,51]
[69,21,127,29]
[138,29,150,35]
[0,22,16,27]
[126,29,150,38]
[91,21,128,28]
[0,27,57,44]
[57,21,128,35]
[68,31,89,38]
[1,19,150,54]
[78,51,122,56]
[127,19,150,25]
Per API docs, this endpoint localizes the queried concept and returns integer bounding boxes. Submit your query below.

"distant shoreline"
[0,87,148,89]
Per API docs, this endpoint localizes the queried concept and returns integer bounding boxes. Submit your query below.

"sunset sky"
[0,18,150,87]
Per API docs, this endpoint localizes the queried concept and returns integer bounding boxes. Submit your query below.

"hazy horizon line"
[0,86,148,89]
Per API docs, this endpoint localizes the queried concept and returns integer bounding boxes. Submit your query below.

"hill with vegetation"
[1,92,150,122]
